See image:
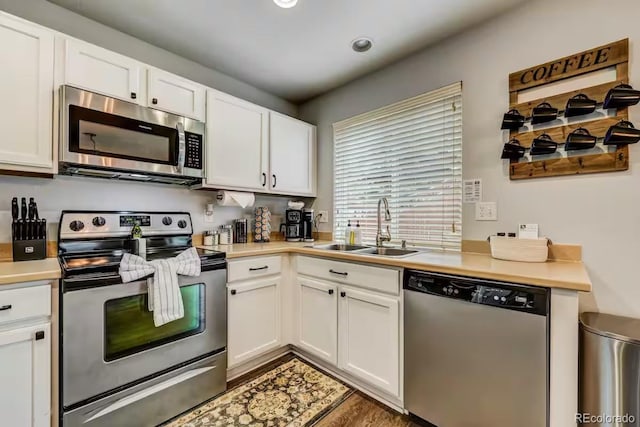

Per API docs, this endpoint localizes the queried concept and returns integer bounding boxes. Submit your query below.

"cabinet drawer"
[297,256,399,295]
[228,256,282,283]
[0,285,50,326]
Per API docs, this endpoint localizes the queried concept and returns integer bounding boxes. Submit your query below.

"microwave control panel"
[184,132,203,170]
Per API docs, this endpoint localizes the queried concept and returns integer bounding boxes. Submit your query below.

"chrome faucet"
[376,197,392,247]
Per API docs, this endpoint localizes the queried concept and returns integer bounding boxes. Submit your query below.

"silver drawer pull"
[329,269,348,276]
[0,304,12,311]
[249,266,269,271]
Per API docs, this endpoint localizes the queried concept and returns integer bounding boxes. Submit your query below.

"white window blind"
[333,82,462,251]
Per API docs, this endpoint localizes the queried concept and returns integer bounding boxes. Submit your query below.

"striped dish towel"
[119,247,201,326]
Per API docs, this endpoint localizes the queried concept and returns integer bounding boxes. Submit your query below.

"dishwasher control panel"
[404,270,549,316]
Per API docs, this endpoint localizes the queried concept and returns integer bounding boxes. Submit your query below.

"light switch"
[475,202,497,221]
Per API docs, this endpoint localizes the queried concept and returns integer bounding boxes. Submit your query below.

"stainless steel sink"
[360,247,419,257]
[313,244,372,251]
[311,244,419,257]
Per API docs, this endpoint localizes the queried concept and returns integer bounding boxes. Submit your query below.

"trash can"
[579,312,640,426]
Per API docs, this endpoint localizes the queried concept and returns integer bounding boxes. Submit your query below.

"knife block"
[12,220,47,262]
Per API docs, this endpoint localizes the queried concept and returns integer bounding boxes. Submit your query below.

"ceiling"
[49,0,527,103]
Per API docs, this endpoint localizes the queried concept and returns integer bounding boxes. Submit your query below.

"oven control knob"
[162,216,173,226]
[69,220,85,232]
[177,220,187,229]
[92,216,106,227]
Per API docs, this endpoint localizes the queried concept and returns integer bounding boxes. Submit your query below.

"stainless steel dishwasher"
[404,270,550,427]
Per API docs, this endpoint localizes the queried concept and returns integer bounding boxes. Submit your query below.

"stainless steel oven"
[61,269,227,427]
[60,86,204,185]
[58,211,227,427]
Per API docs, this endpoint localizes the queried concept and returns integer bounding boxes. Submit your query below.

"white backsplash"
[0,174,291,242]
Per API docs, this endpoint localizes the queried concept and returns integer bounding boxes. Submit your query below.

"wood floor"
[228,353,421,427]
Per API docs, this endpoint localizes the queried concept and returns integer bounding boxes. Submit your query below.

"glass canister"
[219,225,234,245]
[254,207,271,242]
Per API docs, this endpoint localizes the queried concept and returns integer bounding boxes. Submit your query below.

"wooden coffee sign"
[504,39,632,180]
[510,39,628,92]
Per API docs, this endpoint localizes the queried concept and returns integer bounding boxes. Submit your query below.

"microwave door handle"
[176,122,186,174]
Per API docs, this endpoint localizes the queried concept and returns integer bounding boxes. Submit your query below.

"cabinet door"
[65,39,143,104]
[0,15,54,172]
[269,112,316,196]
[205,90,269,191]
[297,277,338,364]
[338,286,399,397]
[0,322,50,427]
[147,68,205,121]
[228,277,281,367]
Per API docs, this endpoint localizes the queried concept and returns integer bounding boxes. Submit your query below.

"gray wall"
[0,0,297,115]
[0,0,297,240]
[299,0,640,317]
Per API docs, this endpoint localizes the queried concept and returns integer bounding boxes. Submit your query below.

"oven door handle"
[84,365,217,423]
[176,122,186,174]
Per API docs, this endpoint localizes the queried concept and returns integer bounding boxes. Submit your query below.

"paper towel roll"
[216,191,255,208]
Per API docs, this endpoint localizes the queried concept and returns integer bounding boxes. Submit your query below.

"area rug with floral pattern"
[163,357,353,427]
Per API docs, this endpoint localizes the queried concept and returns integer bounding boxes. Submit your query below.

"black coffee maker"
[281,209,302,242]
[302,209,314,242]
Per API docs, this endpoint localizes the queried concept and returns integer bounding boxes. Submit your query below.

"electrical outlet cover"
[475,202,497,221]
[204,209,214,223]
[318,210,329,223]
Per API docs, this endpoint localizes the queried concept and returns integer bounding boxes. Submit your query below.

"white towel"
[119,247,201,327]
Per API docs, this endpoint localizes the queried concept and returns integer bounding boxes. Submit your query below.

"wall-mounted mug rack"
[501,39,636,180]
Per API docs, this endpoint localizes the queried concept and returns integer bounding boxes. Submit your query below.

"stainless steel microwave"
[60,86,204,185]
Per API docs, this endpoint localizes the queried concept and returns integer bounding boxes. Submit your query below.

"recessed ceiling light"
[274,0,298,8]
[351,37,373,53]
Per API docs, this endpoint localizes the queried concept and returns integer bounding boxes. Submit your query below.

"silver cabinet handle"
[329,269,348,276]
[249,266,269,271]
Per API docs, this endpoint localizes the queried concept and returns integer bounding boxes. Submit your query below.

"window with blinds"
[333,82,462,251]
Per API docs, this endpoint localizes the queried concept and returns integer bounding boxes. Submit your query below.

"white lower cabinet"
[296,257,401,399]
[297,277,338,364]
[0,282,51,427]
[338,286,400,397]
[0,323,51,427]
[227,277,281,367]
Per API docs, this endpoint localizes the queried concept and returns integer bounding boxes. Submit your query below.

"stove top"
[58,210,225,278]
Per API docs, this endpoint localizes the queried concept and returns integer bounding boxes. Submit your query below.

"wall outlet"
[475,202,497,221]
[318,210,329,223]
[203,209,214,223]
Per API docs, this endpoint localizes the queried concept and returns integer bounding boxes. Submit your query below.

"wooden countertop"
[0,258,61,285]
[201,241,592,292]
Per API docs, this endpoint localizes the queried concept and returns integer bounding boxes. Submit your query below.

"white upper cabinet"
[0,14,54,173]
[269,112,316,196]
[205,89,269,191]
[64,38,143,104]
[297,277,338,364]
[339,285,400,397]
[147,68,205,121]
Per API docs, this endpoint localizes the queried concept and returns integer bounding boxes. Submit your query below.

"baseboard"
[226,346,292,381]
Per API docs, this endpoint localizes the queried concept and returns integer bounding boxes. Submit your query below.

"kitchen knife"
[40,219,46,240]
[20,198,27,240]
[20,197,27,221]
[11,198,18,240]
[32,198,39,220]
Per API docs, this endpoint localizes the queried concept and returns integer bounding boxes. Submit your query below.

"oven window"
[104,284,205,362]
[69,105,177,165]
